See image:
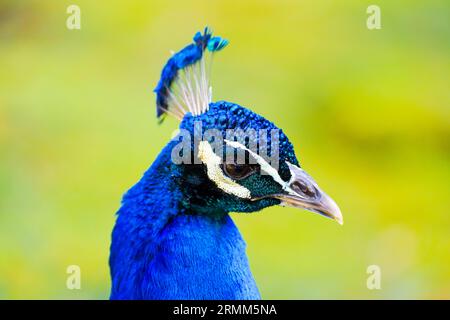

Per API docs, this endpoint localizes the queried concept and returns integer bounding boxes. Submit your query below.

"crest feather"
[154,27,228,120]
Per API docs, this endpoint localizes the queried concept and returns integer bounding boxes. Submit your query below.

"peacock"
[109,28,342,300]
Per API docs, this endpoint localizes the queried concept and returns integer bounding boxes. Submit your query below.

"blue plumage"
[109,139,260,299]
[110,28,342,300]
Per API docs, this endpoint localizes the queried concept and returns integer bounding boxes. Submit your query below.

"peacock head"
[153,28,342,224]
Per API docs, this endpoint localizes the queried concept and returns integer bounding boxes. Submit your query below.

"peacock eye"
[223,163,256,180]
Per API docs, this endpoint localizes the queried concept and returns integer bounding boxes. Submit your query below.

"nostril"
[291,181,308,194]
[291,181,316,197]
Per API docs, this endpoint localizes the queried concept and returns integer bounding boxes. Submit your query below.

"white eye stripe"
[197,141,251,199]
[223,140,297,196]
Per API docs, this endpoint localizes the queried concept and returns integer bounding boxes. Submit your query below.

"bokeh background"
[0,0,449,299]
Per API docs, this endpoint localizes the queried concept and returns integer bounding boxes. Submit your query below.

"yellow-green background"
[0,0,449,299]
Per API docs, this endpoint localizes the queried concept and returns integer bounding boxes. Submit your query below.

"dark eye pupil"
[224,164,253,179]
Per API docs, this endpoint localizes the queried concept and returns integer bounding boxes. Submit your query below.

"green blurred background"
[0,0,449,299]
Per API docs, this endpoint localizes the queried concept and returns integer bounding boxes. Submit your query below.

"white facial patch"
[197,141,251,199]
[224,139,298,196]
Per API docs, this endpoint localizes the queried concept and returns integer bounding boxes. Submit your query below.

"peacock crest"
[154,27,228,120]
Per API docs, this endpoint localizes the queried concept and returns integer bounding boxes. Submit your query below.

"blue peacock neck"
[109,141,261,300]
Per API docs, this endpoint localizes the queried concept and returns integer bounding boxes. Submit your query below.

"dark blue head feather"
[180,101,299,179]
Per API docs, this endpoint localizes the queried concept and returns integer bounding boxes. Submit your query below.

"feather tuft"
[154,27,228,120]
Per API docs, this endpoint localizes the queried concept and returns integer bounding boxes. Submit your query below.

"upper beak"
[273,162,343,225]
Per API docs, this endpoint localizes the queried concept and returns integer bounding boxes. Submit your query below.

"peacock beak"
[273,162,343,225]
